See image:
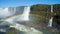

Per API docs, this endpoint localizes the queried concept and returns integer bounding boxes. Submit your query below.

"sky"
[0,0,60,8]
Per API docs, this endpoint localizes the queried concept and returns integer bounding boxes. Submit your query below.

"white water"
[51,5,53,13]
[0,8,11,18]
[48,17,53,27]
[22,6,30,21]
[14,7,16,15]
[48,5,53,27]
[16,6,30,21]
[9,23,43,34]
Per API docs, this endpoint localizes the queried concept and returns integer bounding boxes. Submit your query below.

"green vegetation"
[30,4,60,30]
[30,4,51,19]
[53,4,60,15]
[30,4,60,19]
[6,28,20,34]
[53,4,60,26]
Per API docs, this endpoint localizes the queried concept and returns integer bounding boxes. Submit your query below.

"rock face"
[53,15,60,30]
[53,4,60,13]
[30,4,51,18]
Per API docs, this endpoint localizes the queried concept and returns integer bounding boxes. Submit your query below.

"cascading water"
[48,5,53,27]
[48,17,53,27]
[16,6,30,21]
[22,6,30,21]
[0,8,11,18]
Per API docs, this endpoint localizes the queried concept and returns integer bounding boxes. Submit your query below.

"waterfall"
[22,6,30,21]
[51,5,53,13]
[0,8,11,18]
[14,7,16,15]
[16,6,30,21]
[48,5,53,27]
[48,17,53,27]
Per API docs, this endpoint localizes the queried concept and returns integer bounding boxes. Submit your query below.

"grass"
[6,28,20,34]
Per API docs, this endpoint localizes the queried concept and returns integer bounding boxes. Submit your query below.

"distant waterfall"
[48,5,53,27]
[14,7,16,15]
[0,8,11,18]
[22,6,30,21]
